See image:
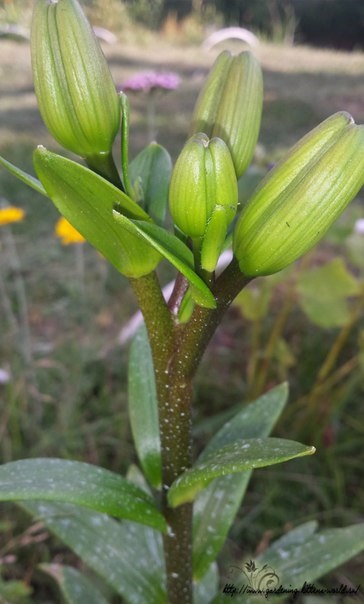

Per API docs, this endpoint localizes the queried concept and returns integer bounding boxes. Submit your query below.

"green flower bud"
[31,0,120,158]
[233,112,364,277]
[169,133,238,271]
[191,50,263,179]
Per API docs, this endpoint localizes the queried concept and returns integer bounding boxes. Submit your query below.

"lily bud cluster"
[170,53,364,279]
[29,0,364,285]
[169,49,263,273]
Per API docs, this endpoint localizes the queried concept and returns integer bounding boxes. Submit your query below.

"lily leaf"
[21,501,166,604]
[113,212,216,309]
[257,522,364,587]
[193,562,219,604]
[0,458,166,532]
[128,325,161,489]
[169,437,315,507]
[33,147,163,277]
[40,564,109,604]
[34,147,149,220]
[216,521,364,603]
[0,154,46,196]
[130,143,172,223]
[193,383,289,579]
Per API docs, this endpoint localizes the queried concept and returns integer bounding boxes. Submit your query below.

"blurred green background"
[0,0,364,601]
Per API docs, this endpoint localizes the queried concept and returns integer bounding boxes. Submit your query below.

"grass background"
[0,31,364,601]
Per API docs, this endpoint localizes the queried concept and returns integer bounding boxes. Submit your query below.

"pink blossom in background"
[120,71,181,93]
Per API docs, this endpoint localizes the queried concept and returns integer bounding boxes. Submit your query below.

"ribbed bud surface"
[31,0,120,158]
[233,112,364,276]
[169,133,238,240]
[191,51,263,179]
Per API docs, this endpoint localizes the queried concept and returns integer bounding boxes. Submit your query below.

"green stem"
[129,272,193,604]
[130,260,251,603]
[120,93,134,198]
[174,258,251,380]
[86,151,124,190]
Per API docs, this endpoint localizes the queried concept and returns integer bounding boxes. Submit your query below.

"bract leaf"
[21,502,166,604]
[112,212,217,308]
[0,154,47,196]
[169,437,315,508]
[193,383,289,579]
[34,147,149,219]
[33,147,162,277]
[130,143,172,223]
[128,325,161,489]
[40,564,109,604]
[0,458,166,532]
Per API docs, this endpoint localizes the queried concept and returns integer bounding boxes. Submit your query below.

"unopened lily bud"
[233,112,364,277]
[191,51,263,179]
[31,0,120,158]
[169,133,238,270]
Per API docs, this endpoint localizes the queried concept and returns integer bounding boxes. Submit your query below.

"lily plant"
[0,0,364,602]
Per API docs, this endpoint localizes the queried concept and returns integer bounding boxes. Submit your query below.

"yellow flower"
[55,217,85,245]
[0,206,25,226]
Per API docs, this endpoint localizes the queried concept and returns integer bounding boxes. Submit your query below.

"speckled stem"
[130,261,251,603]
[130,271,194,603]
[173,258,251,380]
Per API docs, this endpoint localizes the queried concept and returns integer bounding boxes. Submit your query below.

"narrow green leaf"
[257,522,364,588]
[33,147,162,277]
[40,565,109,604]
[0,154,47,196]
[193,383,289,579]
[33,147,151,220]
[128,325,161,489]
[193,562,219,604]
[0,459,166,532]
[213,521,364,604]
[112,213,217,309]
[21,501,166,604]
[266,519,318,550]
[126,464,153,495]
[297,258,360,328]
[130,143,172,223]
[169,437,315,508]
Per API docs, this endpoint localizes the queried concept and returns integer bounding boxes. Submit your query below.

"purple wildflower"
[120,71,181,93]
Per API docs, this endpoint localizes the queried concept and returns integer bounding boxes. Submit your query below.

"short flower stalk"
[1,1,364,602]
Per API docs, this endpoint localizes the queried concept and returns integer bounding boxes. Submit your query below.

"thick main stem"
[130,272,194,603]
[130,261,251,603]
